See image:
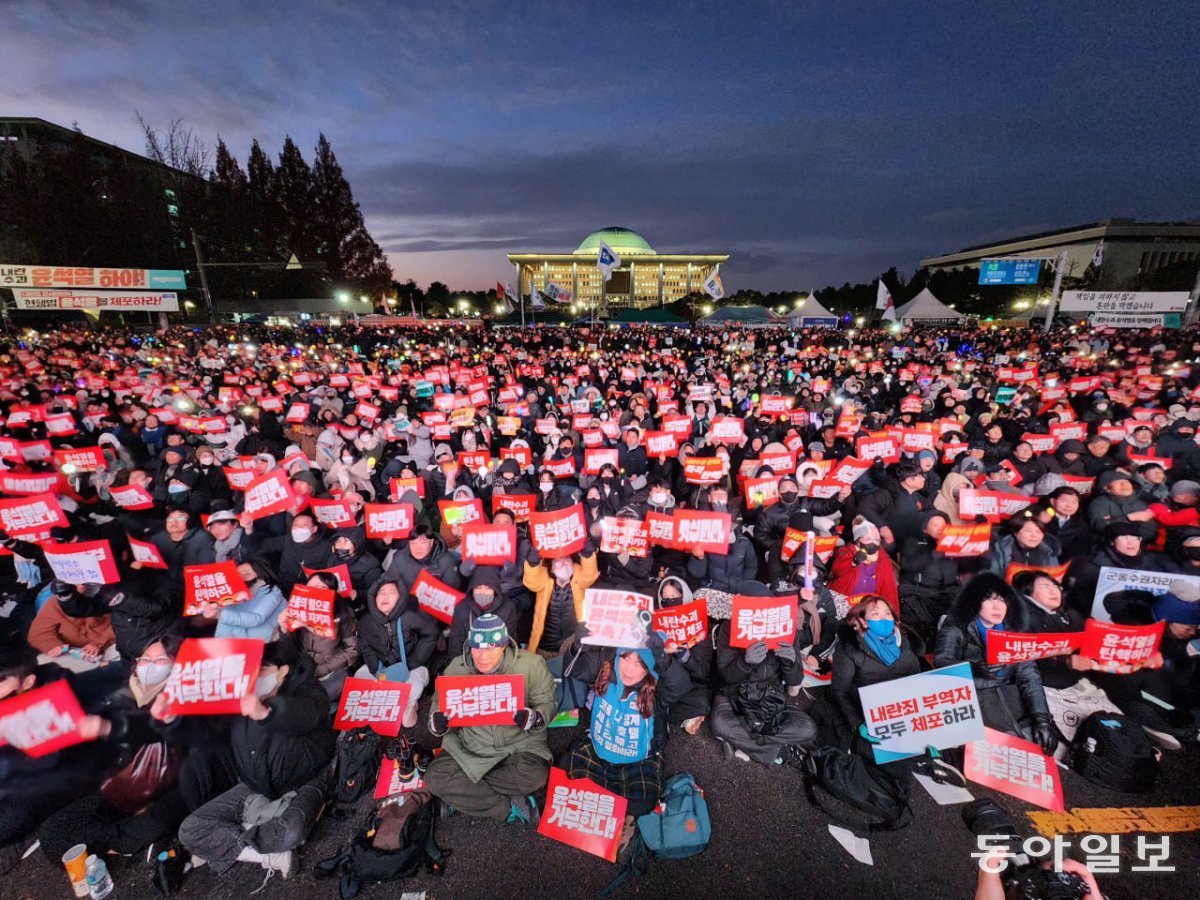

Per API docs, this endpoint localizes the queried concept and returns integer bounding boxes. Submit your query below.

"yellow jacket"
[523,552,599,653]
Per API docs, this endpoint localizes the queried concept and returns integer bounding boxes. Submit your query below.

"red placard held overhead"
[364,503,415,539]
[0,492,67,537]
[243,469,296,520]
[529,503,588,558]
[460,523,518,566]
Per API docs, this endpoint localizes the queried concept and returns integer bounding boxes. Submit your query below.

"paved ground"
[13,689,1198,900]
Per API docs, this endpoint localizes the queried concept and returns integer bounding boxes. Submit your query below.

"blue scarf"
[862,619,902,666]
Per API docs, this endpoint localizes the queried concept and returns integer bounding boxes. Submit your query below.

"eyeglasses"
[136,656,172,666]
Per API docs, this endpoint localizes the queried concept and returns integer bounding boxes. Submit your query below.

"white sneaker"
[1142,726,1182,751]
[236,846,264,864]
[263,850,295,879]
[733,749,752,762]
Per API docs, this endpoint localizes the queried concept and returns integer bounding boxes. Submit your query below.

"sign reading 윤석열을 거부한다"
[0,264,187,290]
[857,662,985,763]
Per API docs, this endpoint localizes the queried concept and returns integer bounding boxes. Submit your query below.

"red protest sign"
[183,561,249,615]
[53,446,105,471]
[936,523,993,558]
[583,448,619,475]
[760,394,794,415]
[109,483,155,510]
[285,403,310,423]
[1050,421,1087,446]
[729,594,798,649]
[223,466,256,491]
[779,530,837,564]
[0,680,86,758]
[1004,562,1070,585]
[682,457,725,486]
[162,638,264,716]
[1080,619,1164,667]
[308,498,356,528]
[855,434,901,464]
[364,503,415,539]
[243,469,295,520]
[830,457,871,486]
[411,569,466,624]
[644,430,679,459]
[672,509,731,555]
[538,767,627,862]
[334,677,411,737]
[389,476,426,501]
[284,585,336,639]
[742,475,780,508]
[128,535,168,569]
[653,599,708,650]
[529,503,588,558]
[499,445,532,469]
[646,511,675,548]
[374,755,426,799]
[599,517,650,558]
[492,493,535,522]
[437,498,484,528]
[708,416,744,445]
[986,631,1085,665]
[436,674,525,726]
[0,492,67,537]
[301,564,353,597]
[42,539,120,585]
[957,489,1033,522]
[461,523,518,566]
[965,727,1064,812]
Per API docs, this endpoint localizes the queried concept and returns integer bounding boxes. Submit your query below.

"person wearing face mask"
[191,447,233,503]
[1155,417,1200,480]
[35,636,237,864]
[27,580,117,666]
[178,640,335,879]
[324,445,376,500]
[199,559,287,642]
[830,596,921,752]
[653,576,714,734]
[934,574,1059,755]
[448,568,519,657]
[523,540,599,655]
[164,467,211,517]
[533,467,575,512]
[279,572,359,701]
[322,532,381,611]
[241,511,333,595]
[355,580,437,725]
[828,517,900,615]
[487,456,533,502]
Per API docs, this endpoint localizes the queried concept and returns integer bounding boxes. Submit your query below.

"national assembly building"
[507,227,728,310]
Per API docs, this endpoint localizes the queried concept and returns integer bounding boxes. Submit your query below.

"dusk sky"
[2,0,1198,292]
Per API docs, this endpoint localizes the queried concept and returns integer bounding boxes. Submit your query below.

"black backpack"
[733,681,790,737]
[334,728,384,808]
[802,746,914,832]
[315,793,449,900]
[1069,713,1159,793]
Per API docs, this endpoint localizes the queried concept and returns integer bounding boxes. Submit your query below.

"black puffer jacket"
[150,526,216,582]
[357,580,440,673]
[379,535,462,592]
[934,573,1051,735]
[242,530,333,595]
[830,622,921,736]
[1015,595,1086,690]
[108,583,180,662]
[687,532,758,592]
[230,655,334,799]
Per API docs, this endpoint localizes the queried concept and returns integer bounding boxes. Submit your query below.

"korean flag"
[597,241,622,280]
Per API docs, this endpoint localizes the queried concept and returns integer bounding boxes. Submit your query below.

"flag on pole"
[877,279,897,321]
[495,282,513,313]
[545,283,573,304]
[1092,240,1105,268]
[530,283,546,311]
[597,241,621,280]
[703,266,724,300]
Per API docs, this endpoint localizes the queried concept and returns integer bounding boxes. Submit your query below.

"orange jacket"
[27,598,116,654]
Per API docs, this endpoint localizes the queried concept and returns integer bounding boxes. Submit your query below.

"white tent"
[895,288,964,323]
[784,294,839,327]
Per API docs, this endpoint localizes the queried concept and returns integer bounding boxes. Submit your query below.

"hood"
[366,580,406,622]
[468,566,503,593]
[497,457,522,477]
[656,575,694,607]
[617,646,658,682]
[944,572,1029,630]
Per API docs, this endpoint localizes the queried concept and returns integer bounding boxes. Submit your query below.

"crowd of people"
[0,318,1198,893]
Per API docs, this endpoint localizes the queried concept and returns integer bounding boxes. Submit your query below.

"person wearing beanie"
[1145,479,1200,533]
[829,517,900,614]
[448,566,520,656]
[562,635,692,859]
[424,612,557,825]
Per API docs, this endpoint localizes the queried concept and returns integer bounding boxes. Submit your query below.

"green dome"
[573,227,655,256]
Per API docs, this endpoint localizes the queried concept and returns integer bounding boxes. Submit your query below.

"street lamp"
[336,291,349,303]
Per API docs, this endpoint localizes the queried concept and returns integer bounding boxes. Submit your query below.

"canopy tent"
[894,288,964,323]
[697,305,782,328]
[784,294,839,327]
[608,307,689,327]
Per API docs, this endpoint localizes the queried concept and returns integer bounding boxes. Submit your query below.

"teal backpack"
[636,773,711,859]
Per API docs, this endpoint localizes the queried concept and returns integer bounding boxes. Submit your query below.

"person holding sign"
[523,540,599,655]
[562,636,692,856]
[210,560,287,642]
[655,576,714,733]
[355,581,438,727]
[934,574,1059,756]
[378,523,464,595]
[424,616,557,824]
[27,581,116,668]
[830,596,922,750]
[984,513,1061,578]
[178,641,335,880]
[279,572,360,702]
[241,511,332,596]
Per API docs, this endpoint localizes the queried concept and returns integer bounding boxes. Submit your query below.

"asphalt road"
[12,689,1197,900]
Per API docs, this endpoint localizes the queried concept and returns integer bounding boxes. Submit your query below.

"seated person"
[830,596,921,749]
[656,576,714,735]
[448,567,521,658]
[563,638,692,857]
[355,579,438,727]
[278,571,359,702]
[985,513,1061,578]
[26,580,117,668]
[710,582,817,765]
[179,641,335,879]
[934,573,1058,755]
[424,615,557,824]
[203,559,287,641]
[828,517,900,614]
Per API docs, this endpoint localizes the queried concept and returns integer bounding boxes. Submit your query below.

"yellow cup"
[62,844,89,897]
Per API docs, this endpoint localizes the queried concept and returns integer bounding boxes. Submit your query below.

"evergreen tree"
[245,139,279,257]
[310,134,392,294]
[274,136,315,262]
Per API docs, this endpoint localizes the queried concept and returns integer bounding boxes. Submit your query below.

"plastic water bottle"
[84,854,114,900]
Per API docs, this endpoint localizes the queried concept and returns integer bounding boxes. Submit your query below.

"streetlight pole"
[190,229,216,325]
[1042,250,1068,334]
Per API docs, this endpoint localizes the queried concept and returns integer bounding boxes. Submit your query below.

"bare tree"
[136,112,212,179]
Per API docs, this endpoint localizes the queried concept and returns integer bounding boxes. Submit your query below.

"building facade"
[921,219,1200,290]
[507,227,728,310]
